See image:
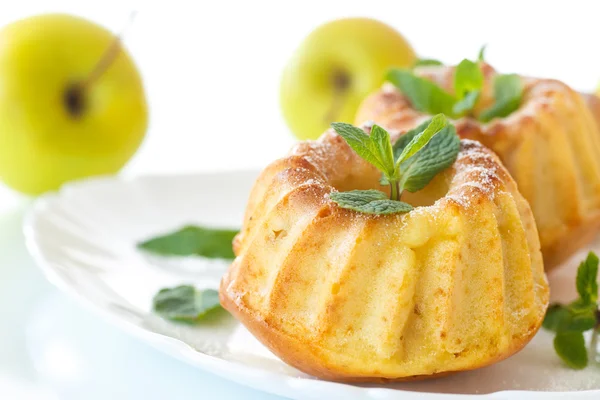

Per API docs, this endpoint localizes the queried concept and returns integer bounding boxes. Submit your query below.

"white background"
[1,0,599,179]
[1,1,600,399]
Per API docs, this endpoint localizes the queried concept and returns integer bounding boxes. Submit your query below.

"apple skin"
[0,14,148,195]
[280,18,416,140]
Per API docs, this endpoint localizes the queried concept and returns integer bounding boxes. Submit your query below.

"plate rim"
[23,172,600,400]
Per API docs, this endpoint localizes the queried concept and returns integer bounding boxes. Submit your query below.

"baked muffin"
[583,92,600,130]
[356,65,600,269]
[220,130,549,381]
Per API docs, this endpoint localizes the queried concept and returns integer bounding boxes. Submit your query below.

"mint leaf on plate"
[153,285,222,322]
[138,225,238,259]
[543,304,570,332]
[543,251,600,369]
[329,190,413,215]
[543,303,597,333]
[576,252,599,305]
[566,308,598,332]
[554,331,588,369]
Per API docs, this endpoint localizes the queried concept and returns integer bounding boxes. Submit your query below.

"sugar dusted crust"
[220,130,549,381]
[356,65,600,270]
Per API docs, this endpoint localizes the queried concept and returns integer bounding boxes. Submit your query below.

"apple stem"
[323,70,351,123]
[78,35,123,90]
[63,11,138,118]
[78,11,138,90]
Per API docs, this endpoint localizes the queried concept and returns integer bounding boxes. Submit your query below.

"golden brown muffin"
[583,92,600,129]
[220,131,549,382]
[356,65,600,270]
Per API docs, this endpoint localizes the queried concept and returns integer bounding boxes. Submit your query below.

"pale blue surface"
[0,203,286,400]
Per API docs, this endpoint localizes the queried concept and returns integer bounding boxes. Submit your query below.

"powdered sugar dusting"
[290,134,508,214]
[445,140,505,208]
[290,133,337,169]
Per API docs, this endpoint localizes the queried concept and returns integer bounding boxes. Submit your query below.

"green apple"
[280,18,416,140]
[0,14,148,195]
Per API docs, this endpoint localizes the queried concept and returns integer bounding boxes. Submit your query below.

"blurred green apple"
[0,14,148,195]
[280,18,416,140]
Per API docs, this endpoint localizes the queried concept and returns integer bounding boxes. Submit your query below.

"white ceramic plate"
[24,171,600,400]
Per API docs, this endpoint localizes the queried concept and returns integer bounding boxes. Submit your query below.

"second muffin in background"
[356,63,600,270]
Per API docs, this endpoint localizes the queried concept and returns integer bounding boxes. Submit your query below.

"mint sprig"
[479,74,523,122]
[138,225,238,259]
[454,59,483,101]
[329,190,413,214]
[388,49,523,122]
[330,115,459,215]
[394,120,460,193]
[388,58,483,118]
[153,285,223,323]
[543,252,600,369]
[477,45,487,62]
[395,114,449,164]
[386,69,457,116]
[577,252,599,305]
[555,332,588,369]
[413,58,443,68]
[452,59,483,117]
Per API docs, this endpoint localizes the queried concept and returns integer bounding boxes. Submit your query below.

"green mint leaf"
[544,303,596,332]
[331,189,387,203]
[479,74,523,122]
[546,252,600,369]
[413,58,443,68]
[454,59,484,100]
[478,45,487,62]
[453,90,480,116]
[138,225,238,259]
[330,190,413,215]
[386,69,456,116]
[543,304,570,332]
[393,119,431,157]
[331,123,393,176]
[576,252,599,305]
[451,59,483,116]
[153,285,222,322]
[554,331,588,369]
[397,124,460,193]
[370,124,396,177]
[566,308,598,332]
[395,114,449,166]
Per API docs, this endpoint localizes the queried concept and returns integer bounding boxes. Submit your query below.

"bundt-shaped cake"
[356,64,600,270]
[583,92,600,130]
[220,129,549,381]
